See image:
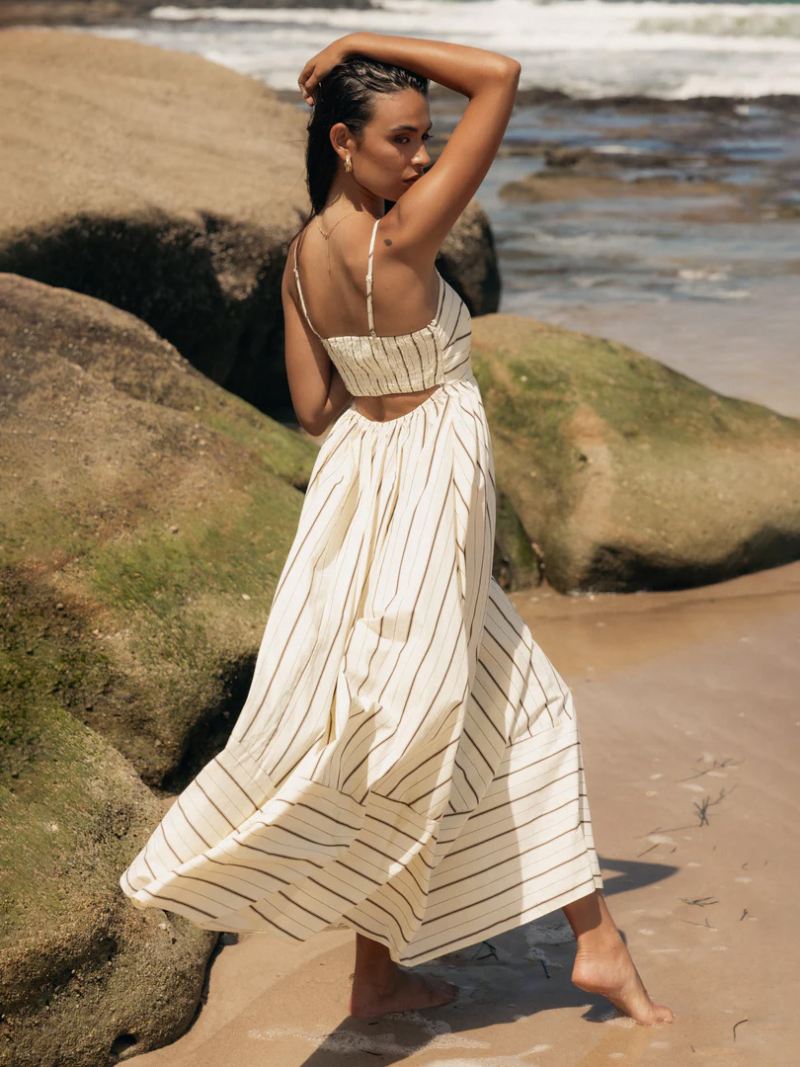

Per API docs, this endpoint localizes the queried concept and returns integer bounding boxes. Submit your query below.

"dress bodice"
[292,216,473,396]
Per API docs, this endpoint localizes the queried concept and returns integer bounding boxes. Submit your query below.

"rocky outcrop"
[0,271,325,1061]
[435,199,501,317]
[0,273,318,788]
[501,169,738,203]
[0,28,305,420]
[471,313,800,592]
[0,617,218,1066]
[0,29,498,419]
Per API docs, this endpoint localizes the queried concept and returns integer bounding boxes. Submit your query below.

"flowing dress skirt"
[120,369,604,965]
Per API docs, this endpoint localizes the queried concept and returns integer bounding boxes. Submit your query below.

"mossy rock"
[0,568,218,1067]
[492,487,542,591]
[0,273,319,788]
[472,313,800,592]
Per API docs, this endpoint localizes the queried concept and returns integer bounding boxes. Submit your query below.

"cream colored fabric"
[119,222,604,965]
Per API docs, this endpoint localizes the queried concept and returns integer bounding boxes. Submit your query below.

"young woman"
[120,32,674,1027]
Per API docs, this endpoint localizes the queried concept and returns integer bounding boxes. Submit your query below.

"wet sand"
[133,560,800,1066]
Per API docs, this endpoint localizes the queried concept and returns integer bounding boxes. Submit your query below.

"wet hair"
[290,54,428,241]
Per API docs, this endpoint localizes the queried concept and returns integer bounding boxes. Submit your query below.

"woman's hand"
[298,36,354,106]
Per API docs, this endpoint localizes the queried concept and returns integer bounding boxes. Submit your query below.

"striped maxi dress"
[119,216,604,966]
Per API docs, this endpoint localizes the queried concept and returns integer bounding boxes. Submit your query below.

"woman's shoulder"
[375,207,440,273]
[291,209,438,290]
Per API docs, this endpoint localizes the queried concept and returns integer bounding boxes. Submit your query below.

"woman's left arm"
[320,365,353,430]
[283,243,353,436]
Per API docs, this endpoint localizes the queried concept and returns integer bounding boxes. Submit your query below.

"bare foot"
[572,934,675,1025]
[350,967,458,1020]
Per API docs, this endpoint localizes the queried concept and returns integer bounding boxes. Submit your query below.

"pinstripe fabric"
[119,220,604,965]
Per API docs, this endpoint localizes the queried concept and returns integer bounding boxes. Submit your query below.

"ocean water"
[106,0,800,100]
[74,0,800,415]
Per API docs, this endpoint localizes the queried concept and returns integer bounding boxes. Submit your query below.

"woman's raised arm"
[331,33,520,257]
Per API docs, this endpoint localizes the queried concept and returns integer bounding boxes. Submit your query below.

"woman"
[120,32,674,1027]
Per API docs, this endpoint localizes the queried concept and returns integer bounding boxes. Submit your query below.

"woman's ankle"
[574,923,624,956]
[353,932,399,991]
[562,890,623,951]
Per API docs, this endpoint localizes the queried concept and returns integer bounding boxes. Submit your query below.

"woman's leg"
[349,933,458,1019]
[348,891,674,1024]
[562,889,675,1024]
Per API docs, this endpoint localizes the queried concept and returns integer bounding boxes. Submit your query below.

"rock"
[470,314,800,592]
[514,87,788,117]
[0,27,306,420]
[0,273,318,787]
[0,572,218,1067]
[542,144,712,172]
[434,200,501,316]
[492,488,542,592]
[500,170,738,203]
[0,28,497,418]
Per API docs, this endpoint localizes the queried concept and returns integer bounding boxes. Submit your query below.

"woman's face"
[342,88,434,201]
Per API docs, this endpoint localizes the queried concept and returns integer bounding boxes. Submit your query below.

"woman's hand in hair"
[298,35,355,106]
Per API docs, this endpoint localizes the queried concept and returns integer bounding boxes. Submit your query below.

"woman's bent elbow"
[300,410,334,439]
[497,57,521,80]
[300,417,323,438]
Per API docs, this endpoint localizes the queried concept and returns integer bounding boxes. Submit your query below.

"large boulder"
[0,598,218,1066]
[433,199,501,317]
[471,313,800,592]
[0,270,325,1060]
[0,273,317,788]
[0,28,498,419]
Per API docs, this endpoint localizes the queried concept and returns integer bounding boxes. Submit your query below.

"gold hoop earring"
[344,154,352,173]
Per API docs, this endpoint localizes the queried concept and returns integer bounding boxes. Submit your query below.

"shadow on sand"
[288,854,676,1065]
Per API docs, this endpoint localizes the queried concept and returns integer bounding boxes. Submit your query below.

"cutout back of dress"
[292,216,473,398]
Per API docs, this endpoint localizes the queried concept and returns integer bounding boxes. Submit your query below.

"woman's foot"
[571,934,674,1025]
[349,932,458,1019]
[350,966,458,1019]
[563,890,675,1026]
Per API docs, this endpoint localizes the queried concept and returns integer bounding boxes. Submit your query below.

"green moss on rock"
[0,569,217,1067]
[0,274,318,786]
[473,314,800,592]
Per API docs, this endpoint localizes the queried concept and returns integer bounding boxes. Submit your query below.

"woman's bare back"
[292,211,444,422]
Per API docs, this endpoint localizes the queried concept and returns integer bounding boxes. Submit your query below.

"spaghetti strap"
[365,216,381,337]
[292,230,324,341]
[293,218,382,341]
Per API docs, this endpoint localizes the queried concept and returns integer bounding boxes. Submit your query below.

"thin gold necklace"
[315,212,359,240]
[315,210,375,274]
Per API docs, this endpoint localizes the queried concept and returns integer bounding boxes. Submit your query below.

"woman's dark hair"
[290,54,428,243]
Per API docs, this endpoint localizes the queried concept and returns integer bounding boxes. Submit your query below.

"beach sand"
[130,560,800,1066]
